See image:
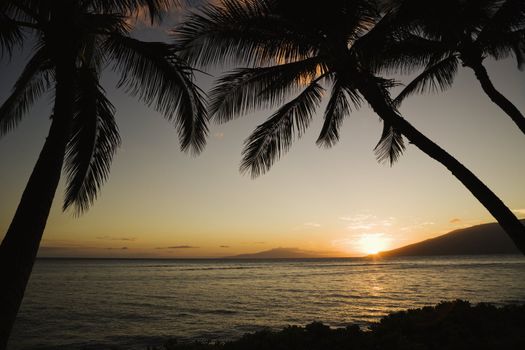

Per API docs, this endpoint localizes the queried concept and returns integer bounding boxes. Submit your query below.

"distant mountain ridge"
[225,248,329,259]
[377,220,524,257]
[224,221,524,259]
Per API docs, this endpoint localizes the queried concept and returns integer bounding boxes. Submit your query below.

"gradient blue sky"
[1,2,524,257]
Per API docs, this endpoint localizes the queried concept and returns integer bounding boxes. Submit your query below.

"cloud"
[106,247,129,250]
[340,214,395,231]
[40,241,102,250]
[156,245,199,249]
[294,222,321,230]
[399,221,435,232]
[40,246,80,251]
[219,245,230,248]
[339,214,374,222]
[348,223,376,230]
[449,218,462,224]
[96,236,137,241]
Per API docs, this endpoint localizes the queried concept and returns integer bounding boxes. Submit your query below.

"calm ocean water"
[9,255,525,349]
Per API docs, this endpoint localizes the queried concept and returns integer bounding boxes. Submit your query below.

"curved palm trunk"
[467,62,525,136]
[355,80,525,255]
[0,58,75,349]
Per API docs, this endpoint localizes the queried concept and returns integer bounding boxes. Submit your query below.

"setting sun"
[357,233,391,255]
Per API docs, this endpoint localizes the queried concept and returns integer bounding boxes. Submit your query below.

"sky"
[1,2,524,258]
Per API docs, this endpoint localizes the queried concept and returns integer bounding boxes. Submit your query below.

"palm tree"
[0,0,207,346]
[175,0,525,252]
[384,0,525,135]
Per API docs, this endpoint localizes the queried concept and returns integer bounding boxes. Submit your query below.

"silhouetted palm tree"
[176,0,525,253]
[385,0,525,135]
[0,0,207,346]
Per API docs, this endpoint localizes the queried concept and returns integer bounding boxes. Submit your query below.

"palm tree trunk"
[467,62,525,136]
[0,58,75,349]
[355,79,525,255]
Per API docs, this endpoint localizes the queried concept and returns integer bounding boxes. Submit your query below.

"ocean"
[9,255,525,349]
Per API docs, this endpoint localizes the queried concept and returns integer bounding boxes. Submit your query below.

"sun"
[357,233,390,255]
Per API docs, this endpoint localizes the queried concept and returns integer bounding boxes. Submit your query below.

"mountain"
[377,221,524,257]
[225,248,330,259]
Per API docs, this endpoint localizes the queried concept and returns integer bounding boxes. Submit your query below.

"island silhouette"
[225,248,330,259]
[377,220,524,257]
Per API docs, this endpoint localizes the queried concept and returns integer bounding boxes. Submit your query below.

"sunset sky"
[1,3,524,258]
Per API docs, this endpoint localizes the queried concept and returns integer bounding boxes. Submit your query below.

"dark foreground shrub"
[371,300,525,350]
[152,300,525,350]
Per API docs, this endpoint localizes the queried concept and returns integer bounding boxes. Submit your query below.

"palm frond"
[80,12,130,36]
[353,7,413,70]
[376,33,452,74]
[87,0,177,24]
[374,121,405,165]
[175,0,315,67]
[0,45,53,136]
[106,34,208,154]
[63,66,120,214]
[316,80,358,148]
[477,0,525,42]
[393,54,459,106]
[209,57,325,123]
[391,0,493,42]
[482,28,525,68]
[0,0,41,23]
[240,82,324,178]
[272,0,379,44]
[78,34,106,76]
[0,11,25,58]
[359,75,406,165]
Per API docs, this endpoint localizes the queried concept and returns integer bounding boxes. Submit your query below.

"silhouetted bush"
[151,301,525,350]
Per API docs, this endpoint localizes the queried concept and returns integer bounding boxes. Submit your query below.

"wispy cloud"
[294,222,321,230]
[339,214,395,231]
[155,245,199,249]
[339,214,374,222]
[304,222,321,228]
[40,246,84,251]
[96,236,137,242]
[106,247,129,250]
[41,240,91,248]
[449,218,462,224]
[219,245,230,248]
